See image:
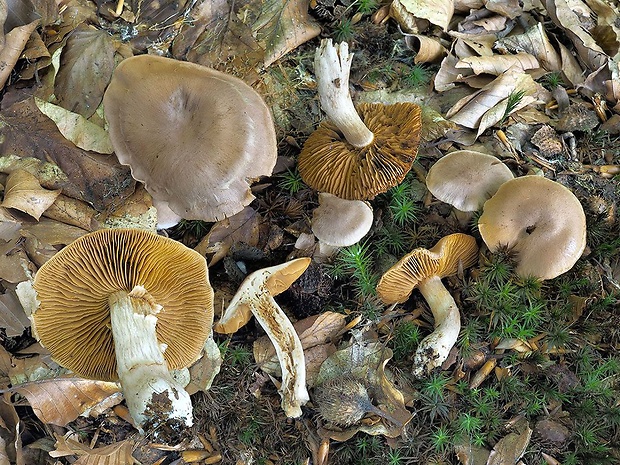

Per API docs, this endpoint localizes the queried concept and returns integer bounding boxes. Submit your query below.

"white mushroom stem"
[412,276,461,378]
[315,39,374,148]
[109,285,193,430]
[222,260,310,417]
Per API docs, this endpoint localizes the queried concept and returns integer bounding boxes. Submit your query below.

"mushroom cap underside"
[32,228,214,381]
[103,54,278,222]
[298,102,422,200]
[377,233,478,304]
[478,176,586,280]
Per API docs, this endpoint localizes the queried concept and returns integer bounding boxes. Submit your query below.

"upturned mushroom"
[426,150,514,225]
[310,192,374,258]
[103,55,277,226]
[214,258,311,418]
[478,175,587,280]
[297,39,422,200]
[377,234,478,377]
[31,229,214,435]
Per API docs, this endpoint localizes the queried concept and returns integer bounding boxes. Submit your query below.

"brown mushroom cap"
[103,55,277,222]
[311,193,373,247]
[426,150,514,212]
[377,233,478,304]
[478,176,586,280]
[298,102,422,200]
[32,228,214,382]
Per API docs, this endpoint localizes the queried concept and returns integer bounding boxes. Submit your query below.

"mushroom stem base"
[413,277,461,377]
[109,286,193,431]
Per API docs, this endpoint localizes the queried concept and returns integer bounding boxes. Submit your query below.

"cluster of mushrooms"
[25,39,588,439]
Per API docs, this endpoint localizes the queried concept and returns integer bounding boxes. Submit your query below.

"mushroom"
[297,39,422,200]
[310,192,374,258]
[478,175,587,280]
[377,233,478,377]
[103,55,278,226]
[31,228,214,434]
[214,258,311,418]
[426,150,514,225]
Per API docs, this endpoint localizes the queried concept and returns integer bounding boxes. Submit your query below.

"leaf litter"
[0,0,619,463]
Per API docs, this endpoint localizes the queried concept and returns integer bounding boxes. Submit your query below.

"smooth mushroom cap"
[103,55,278,222]
[311,193,373,247]
[478,176,586,280]
[32,228,214,381]
[377,233,478,304]
[298,102,422,200]
[426,150,514,212]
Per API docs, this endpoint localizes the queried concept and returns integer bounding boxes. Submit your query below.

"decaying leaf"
[0,19,40,91]
[186,337,222,395]
[486,424,532,465]
[0,393,22,465]
[0,99,135,211]
[51,434,135,464]
[42,195,98,231]
[14,378,121,426]
[456,52,539,75]
[54,25,116,118]
[1,169,61,220]
[172,0,320,80]
[315,337,413,440]
[195,206,262,266]
[35,98,114,154]
[0,237,33,284]
[253,311,346,387]
[0,290,30,338]
[391,0,454,32]
[99,185,157,231]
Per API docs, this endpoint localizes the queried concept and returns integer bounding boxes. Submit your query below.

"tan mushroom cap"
[426,150,514,212]
[32,228,214,382]
[478,176,586,280]
[298,102,422,200]
[103,55,277,222]
[377,233,478,304]
[311,193,373,247]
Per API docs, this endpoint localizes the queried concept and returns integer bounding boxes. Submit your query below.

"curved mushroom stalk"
[110,286,192,430]
[218,258,311,417]
[412,277,461,377]
[315,39,374,148]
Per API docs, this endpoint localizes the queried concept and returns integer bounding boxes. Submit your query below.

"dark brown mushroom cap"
[103,55,277,222]
[298,102,422,200]
[377,233,478,304]
[32,228,214,382]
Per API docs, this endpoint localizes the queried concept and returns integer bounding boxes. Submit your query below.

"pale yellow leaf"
[15,378,121,426]
[35,98,113,154]
[1,170,61,220]
[456,52,539,75]
[391,0,455,32]
[495,23,562,72]
[51,435,135,464]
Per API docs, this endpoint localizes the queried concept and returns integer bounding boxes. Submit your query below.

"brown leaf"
[1,169,61,220]
[51,434,135,464]
[0,393,22,465]
[54,25,116,118]
[186,338,222,395]
[0,237,33,283]
[0,290,30,338]
[0,98,135,211]
[14,378,121,426]
[391,0,454,32]
[486,425,532,465]
[173,0,319,80]
[0,19,39,90]
[195,206,261,266]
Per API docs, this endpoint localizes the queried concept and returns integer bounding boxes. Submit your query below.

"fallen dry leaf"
[315,337,413,440]
[195,206,262,266]
[51,434,135,464]
[172,0,319,81]
[54,24,116,118]
[42,194,99,231]
[391,0,454,32]
[486,424,532,464]
[1,169,61,220]
[35,98,114,154]
[14,378,121,426]
[456,52,539,76]
[186,337,222,395]
[0,393,23,465]
[0,290,30,338]
[0,237,33,284]
[0,18,39,91]
[0,98,135,211]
